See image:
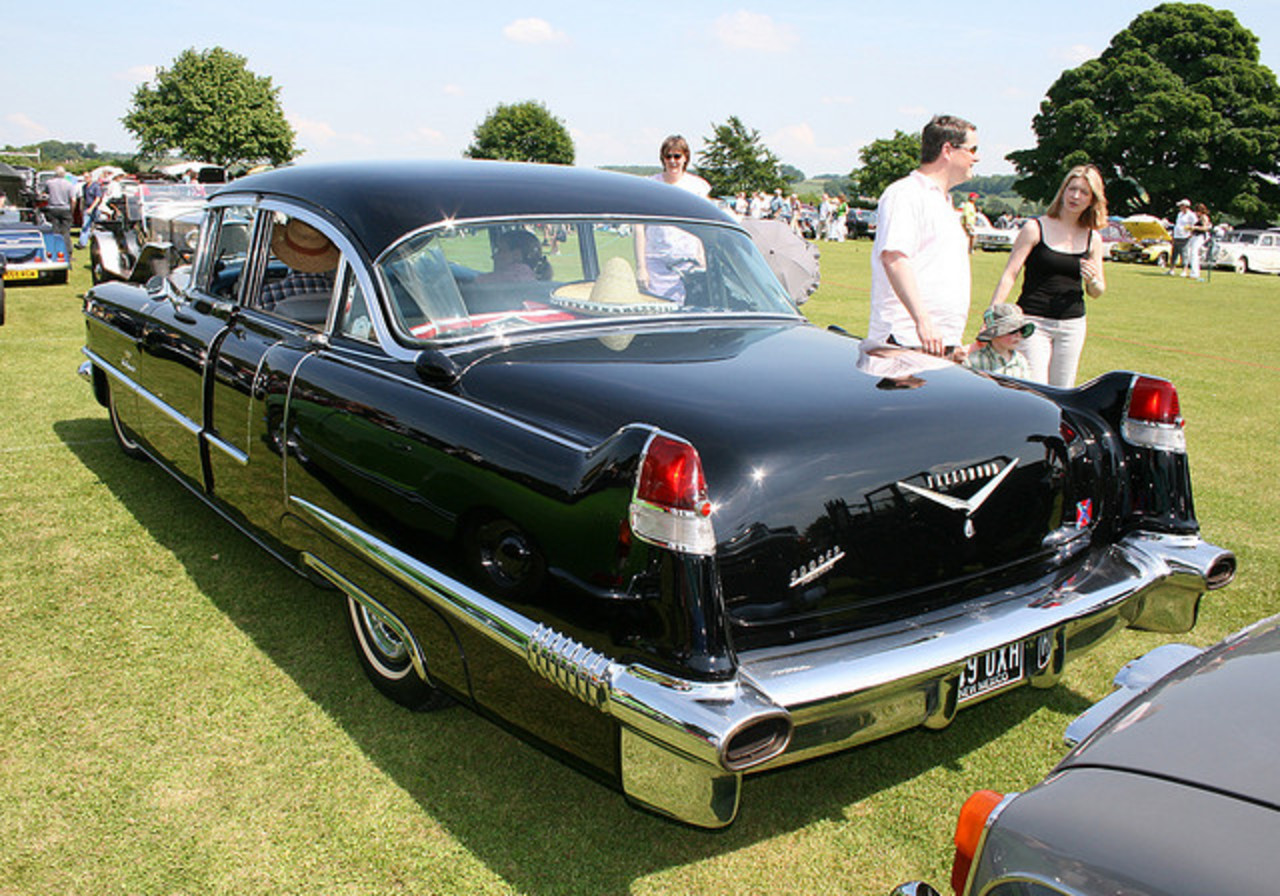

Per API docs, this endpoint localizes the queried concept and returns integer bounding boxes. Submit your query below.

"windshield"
[377,218,799,343]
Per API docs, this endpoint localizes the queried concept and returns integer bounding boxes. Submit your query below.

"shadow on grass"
[58,415,1094,895]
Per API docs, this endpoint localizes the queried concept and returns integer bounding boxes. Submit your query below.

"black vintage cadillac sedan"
[79,161,1235,828]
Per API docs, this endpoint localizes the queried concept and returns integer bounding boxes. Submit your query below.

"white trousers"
[1021,314,1088,387]
[1187,234,1205,278]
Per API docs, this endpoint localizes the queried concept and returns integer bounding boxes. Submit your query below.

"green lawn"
[1,242,1275,895]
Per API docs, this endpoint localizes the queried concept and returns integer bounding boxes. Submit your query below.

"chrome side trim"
[81,347,200,437]
[206,432,248,465]
[288,495,793,778]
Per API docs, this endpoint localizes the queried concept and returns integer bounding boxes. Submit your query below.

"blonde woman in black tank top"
[987,165,1108,386]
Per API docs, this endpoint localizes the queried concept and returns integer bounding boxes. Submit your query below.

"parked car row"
[80,159,1234,831]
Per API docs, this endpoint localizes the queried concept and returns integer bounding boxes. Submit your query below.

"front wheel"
[346,596,449,711]
[1235,256,1249,274]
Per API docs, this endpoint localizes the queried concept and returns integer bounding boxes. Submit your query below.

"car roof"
[1062,615,1280,808]
[215,160,735,261]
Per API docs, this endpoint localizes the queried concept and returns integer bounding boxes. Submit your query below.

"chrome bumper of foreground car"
[293,490,1233,829]
[738,531,1235,772]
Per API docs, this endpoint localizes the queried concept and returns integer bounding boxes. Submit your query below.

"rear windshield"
[376,218,799,344]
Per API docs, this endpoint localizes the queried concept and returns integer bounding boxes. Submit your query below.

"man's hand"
[914,316,945,355]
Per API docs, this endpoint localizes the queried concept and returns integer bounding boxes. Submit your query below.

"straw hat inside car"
[552,257,675,315]
[271,218,339,273]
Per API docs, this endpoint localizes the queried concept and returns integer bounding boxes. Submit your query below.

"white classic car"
[1209,229,1280,274]
[971,213,1020,251]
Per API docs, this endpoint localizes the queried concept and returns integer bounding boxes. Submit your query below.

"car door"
[128,208,247,489]
[1259,233,1280,273]
[202,207,342,544]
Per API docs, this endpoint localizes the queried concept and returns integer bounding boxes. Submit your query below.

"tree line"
[12,4,1280,221]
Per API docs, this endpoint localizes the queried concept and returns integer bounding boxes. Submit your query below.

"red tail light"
[1127,376,1180,424]
[951,790,1005,895]
[637,435,712,516]
[1122,376,1186,452]
[630,434,716,555]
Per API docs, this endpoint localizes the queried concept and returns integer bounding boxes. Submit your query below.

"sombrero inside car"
[551,256,676,315]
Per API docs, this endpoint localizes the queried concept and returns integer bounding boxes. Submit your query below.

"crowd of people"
[11,165,206,260]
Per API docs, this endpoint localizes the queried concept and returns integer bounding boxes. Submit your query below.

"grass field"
[1,241,1276,895]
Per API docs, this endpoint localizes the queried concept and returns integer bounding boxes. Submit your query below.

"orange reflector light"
[950,789,1004,895]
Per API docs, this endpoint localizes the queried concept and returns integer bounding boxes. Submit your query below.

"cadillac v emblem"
[897,459,1018,539]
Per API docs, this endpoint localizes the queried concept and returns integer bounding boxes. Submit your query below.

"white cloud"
[442,84,465,97]
[503,18,567,44]
[713,11,799,52]
[1058,44,1096,64]
[408,127,446,145]
[821,95,856,106]
[771,123,817,151]
[4,113,50,139]
[290,116,338,143]
[116,65,157,84]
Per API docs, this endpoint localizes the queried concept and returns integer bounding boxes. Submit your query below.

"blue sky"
[8,1,1280,177]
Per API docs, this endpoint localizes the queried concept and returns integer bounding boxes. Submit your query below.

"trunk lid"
[457,322,1088,648]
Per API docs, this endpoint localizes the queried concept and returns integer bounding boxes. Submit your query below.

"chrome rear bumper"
[740,531,1235,771]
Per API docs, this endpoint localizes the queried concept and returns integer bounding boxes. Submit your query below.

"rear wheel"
[346,596,449,711]
[107,381,147,460]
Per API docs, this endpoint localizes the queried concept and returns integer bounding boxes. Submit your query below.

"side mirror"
[414,347,461,387]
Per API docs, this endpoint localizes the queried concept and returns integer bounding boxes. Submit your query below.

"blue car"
[0,217,72,285]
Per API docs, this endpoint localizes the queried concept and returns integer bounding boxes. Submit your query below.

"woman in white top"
[638,135,711,301]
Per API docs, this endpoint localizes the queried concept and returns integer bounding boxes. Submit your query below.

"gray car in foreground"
[896,612,1280,896]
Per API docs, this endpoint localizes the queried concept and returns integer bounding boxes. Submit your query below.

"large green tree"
[695,116,785,196]
[465,101,574,164]
[1009,3,1280,219]
[849,130,920,200]
[123,47,297,169]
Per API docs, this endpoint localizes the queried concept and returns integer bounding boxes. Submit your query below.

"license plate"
[3,267,39,280]
[958,641,1025,703]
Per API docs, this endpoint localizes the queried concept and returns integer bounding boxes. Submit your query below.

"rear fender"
[1034,372,1199,535]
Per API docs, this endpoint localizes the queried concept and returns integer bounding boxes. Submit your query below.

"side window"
[335,268,374,343]
[252,213,340,327]
[204,206,255,300]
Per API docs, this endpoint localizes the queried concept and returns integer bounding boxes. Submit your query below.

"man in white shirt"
[1170,198,1196,274]
[868,115,979,356]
